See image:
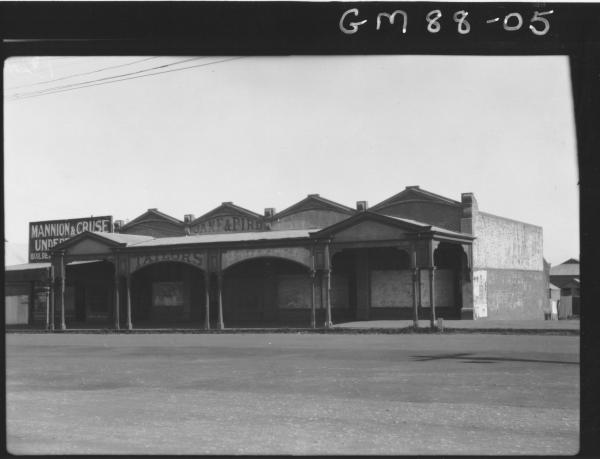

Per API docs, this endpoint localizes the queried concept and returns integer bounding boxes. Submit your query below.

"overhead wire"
[6,56,208,100]
[6,57,244,101]
[6,56,161,90]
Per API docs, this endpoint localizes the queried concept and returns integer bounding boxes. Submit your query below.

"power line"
[7,57,206,99]
[6,57,244,101]
[6,57,160,90]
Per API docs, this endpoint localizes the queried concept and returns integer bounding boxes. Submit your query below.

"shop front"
[39,211,473,330]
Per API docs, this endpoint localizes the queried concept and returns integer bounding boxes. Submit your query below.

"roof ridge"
[371,186,461,210]
[121,209,184,229]
[273,194,355,219]
[191,202,262,223]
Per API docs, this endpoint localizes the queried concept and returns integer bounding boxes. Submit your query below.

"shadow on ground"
[410,352,579,365]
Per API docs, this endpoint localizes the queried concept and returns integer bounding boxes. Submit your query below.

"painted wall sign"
[473,270,488,318]
[29,216,112,263]
[153,282,184,307]
[221,247,312,270]
[129,251,204,272]
[190,215,264,234]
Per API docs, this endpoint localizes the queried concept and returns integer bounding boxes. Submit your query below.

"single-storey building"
[5,186,547,329]
[549,258,580,319]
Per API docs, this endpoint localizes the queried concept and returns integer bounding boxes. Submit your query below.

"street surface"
[6,333,579,455]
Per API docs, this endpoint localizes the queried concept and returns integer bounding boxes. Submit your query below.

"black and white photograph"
[3,2,592,456]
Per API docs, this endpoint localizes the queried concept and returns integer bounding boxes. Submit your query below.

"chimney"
[264,208,276,218]
[460,192,478,234]
[113,220,124,232]
[184,214,195,224]
[307,194,319,198]
[356,201,368,211]
[461,192,478,215]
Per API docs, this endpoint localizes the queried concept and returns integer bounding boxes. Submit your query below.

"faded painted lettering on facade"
[473,270,488,318]
[29,216,113,262]
[191,215,264,234]
[129,251,204,272]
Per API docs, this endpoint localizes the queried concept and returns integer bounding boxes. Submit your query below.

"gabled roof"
[370,186,462,212]
[120,209,184,231]
[562,258,579,264]
[52,231,155,251]
[273,194,355,220]
[310,211,473,241]
[550,261,580,276]
[191,202,261,224]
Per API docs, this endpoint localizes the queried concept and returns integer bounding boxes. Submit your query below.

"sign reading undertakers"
[29,216,113,263]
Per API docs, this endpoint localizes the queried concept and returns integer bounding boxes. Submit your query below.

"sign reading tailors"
[29,216,113,262]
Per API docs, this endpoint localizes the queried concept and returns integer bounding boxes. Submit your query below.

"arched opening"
[431,243,466,319]
[130,262,206,327]
[223,257,312,327]
[331,247,412,322]
[65,260,115,326]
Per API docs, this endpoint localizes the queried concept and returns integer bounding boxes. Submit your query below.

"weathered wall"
[121,220,186,238]
[222,247,313,271]
[277,274,311,309]
[473,212,543,271]
[375,201,463,231]
[271,210,350,231]
[370,270,413,307]
[419,269,455,308]
[471,212,545,320]
[5,294,29,324]
[482,269,546,320]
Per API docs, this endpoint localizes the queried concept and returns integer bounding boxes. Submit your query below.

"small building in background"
[548,283,560,320]
[550,258,580,319]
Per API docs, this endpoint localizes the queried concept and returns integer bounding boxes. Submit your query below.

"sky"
[4,55,579,266]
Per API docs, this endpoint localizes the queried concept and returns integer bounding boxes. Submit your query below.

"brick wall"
[484,269,546,319]
[473,212,543,271]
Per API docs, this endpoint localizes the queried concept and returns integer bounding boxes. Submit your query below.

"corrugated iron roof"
[127,229,317,247]
[92,232,155,245]
[5,262,51,271]
[383,215,473,238]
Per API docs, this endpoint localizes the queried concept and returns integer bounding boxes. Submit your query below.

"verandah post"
[310,269,316,329]
[126,274,133,330]
[204,270,211,330]
[217,273,224,330]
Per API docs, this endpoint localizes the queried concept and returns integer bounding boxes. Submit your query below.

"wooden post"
[325,269,332,328]
[45,286,50,330]
[48,265,54,331]
[412,247,419,329]
[58,253,66,330]
[126,275,132,330]
[430,267,436,329]
[217,273,224,329]
[204,271,210,330]
[114,274,120,330]
[310,270,316,329]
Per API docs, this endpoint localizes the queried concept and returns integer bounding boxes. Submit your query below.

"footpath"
[6,319,580,335]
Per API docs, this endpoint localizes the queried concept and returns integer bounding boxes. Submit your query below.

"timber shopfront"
[6,186,548,329]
